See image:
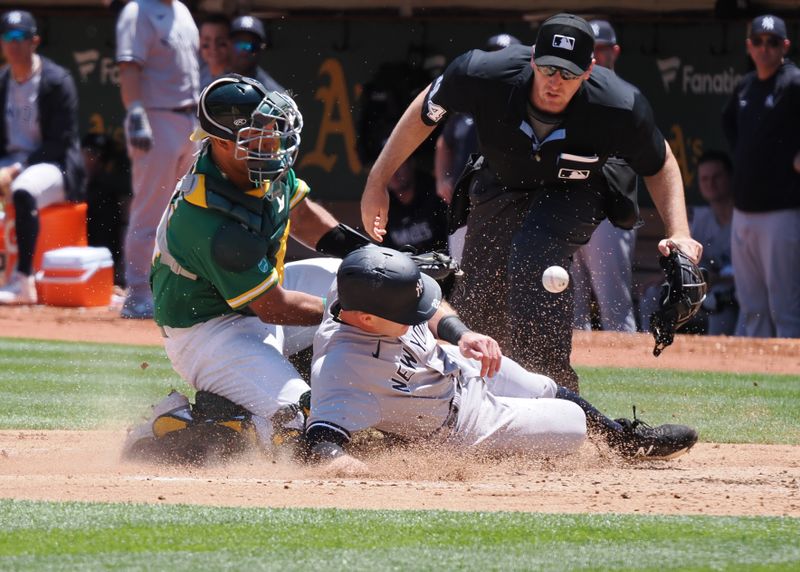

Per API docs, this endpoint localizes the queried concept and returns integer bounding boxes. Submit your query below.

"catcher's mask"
[234,91,303,193]
[649,248,708,356]
[197,75,303,196]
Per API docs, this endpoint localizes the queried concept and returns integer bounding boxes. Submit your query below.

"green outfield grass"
[0,499,798,571]
[1,336,798,571]
[0,337,797,444]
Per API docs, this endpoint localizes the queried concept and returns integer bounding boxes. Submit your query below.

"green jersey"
[151,147,310,327]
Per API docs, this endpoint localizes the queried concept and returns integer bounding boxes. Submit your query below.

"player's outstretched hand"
[658,237,703,265]
[360,181,389,242]
[458,332,502,378]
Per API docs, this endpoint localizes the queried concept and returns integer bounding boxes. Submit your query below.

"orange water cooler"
[35,246,114,307]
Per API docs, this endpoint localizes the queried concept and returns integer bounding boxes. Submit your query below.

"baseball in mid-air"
[542,265,569,293]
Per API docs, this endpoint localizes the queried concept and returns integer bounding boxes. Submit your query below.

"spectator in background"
[198,12,230,89]
[382,151,449,254]
[571,20,637,333]
[722,14,800,338]
[115,0,199,318]
[0,10,85,305]
[434,33,520,262]
[228,15,284,92]
[82,133,131,286]
[691,151,737,335]
[640,151,738,336]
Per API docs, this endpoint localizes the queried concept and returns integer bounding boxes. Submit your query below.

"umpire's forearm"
[643,143,692,238]
[118,62,144,109]
[367,89,436,189]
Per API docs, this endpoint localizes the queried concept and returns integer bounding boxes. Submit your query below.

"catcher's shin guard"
[152,391,194,438]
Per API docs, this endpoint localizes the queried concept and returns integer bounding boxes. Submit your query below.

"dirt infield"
[0,305,798,516]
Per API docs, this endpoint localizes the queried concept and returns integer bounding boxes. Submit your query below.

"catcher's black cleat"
[612,408,698,460]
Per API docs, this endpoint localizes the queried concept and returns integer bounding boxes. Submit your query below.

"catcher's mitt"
[649,248,708,357]
[404,248,462,282]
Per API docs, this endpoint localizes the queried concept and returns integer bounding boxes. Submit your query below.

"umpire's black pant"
[449,179,604,393]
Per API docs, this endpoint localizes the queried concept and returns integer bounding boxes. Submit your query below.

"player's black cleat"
[612,408,698,460]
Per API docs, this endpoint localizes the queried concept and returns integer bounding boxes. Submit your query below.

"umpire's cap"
[534,13,594,76]
[337,246,442,326]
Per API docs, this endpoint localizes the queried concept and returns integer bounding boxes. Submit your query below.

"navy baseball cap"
[231,15,266,43]
[534,13,595,76]
[337,246,442,326]
[486,33,521,51]
[0,10,37,36]
[750,15,787,40]
[589,20,617,45]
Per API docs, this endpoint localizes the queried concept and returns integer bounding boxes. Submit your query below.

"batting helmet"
[337,247,442,326]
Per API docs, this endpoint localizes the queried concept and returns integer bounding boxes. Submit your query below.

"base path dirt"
[0,431,798,517]
[0,305,798,516]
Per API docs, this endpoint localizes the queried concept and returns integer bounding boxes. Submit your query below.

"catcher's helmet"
[198,75,303,192]
[198,74,269,141]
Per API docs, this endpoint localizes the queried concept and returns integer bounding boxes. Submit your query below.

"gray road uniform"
[116,0,200,309]
[306,283,587,455]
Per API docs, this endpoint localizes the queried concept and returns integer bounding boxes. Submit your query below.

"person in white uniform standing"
[306,246,698,472]
[116,0,201,318]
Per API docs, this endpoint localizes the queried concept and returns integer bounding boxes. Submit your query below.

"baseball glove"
[405,249,462,283]
[649,248,708,356]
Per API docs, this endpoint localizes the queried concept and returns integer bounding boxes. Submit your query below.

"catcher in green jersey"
[123,75,377,462]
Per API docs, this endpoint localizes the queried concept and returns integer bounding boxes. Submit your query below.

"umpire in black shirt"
[361,13,702,391]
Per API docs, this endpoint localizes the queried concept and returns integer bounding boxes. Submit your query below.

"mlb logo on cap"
[552,35,575,51]
[534,13,595,76]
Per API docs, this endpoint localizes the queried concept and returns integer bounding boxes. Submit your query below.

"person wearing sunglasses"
[0,10,85,305]
[228,15,285,93]
[361,13,701,393]
[721,15,800,338]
